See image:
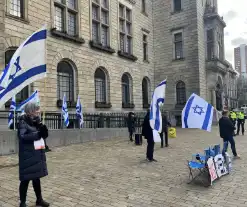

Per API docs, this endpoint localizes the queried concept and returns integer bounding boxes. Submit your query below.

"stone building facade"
[0,0,238,113]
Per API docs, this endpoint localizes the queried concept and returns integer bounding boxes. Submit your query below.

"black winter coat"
[219,116,236,139]
[141,112,153,141]
[18,115,48,181]
[127,113,136,132]
[161,116,171,133]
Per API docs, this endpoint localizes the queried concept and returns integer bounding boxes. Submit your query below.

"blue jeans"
[222,136,237,157]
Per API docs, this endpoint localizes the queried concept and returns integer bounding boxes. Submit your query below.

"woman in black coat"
[127,112,136,142]
[18,103,49,207]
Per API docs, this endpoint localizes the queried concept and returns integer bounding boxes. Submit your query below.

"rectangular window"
[143,34,148,61]
[119,4,132,54]
[10,0,24,18]
[173,0,182,12]
[54,0,78,36]
[207,29,214,59]
[91,0,109,46]
[174,32,183,59]
[142,0,146,13]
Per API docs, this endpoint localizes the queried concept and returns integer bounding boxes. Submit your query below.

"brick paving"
[0,127,247,207]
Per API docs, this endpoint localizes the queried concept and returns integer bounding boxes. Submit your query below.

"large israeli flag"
[149,80,166,142]
[8,96,16,128]
[16,90,40,111]
[182,93,214,132]
[0,26,47,108]
[62,94,69,127]
[76,96,84,128]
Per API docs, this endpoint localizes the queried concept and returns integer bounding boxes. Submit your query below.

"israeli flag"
[16,90,40,111]
[62,94,69,127]
[0,26,47,108]
[182,93,214,132]
[149,80,166,142]
[76,96,84,128]
[8,96,16,128]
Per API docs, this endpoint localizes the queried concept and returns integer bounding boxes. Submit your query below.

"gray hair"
[24,102,40,114]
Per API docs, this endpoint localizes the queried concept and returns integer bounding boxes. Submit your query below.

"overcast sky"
[218,0,247,65]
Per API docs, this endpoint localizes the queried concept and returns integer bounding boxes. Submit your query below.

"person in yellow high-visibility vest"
[237,111,245,135]
[229,111,237,126]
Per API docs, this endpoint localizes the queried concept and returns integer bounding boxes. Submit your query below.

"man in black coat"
[18,103,50,207]
[160,115,171,148]
[219,110,240,159]
[142,109,157,162]
[127,112,136,142]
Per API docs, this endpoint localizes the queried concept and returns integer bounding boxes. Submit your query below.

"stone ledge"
[89,41,115,54]
[50,28,85,44]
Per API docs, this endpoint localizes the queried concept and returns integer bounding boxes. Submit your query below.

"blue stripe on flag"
[154,98,164,131]
[0,65,46,99]
[202,104,212,130]
[157,80,166,87]
[184,96,195,128]
[24,30,47,46]
[17,91,37,109]
[0,64,10,86]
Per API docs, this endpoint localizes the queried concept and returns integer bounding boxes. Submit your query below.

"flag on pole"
[16,90,40,111]
[149,80,167,142]
[8,96,16,128]
[62,94,69,127]
[76,96,84,128]
[0,26,47,108]
[182,93,214,132]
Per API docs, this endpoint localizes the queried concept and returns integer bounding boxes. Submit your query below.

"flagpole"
[13,95,16,130]
[42,25,47,125]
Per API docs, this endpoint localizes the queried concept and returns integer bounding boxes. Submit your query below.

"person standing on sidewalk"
[160,114,171,148]
[127,112,136,142]
[219,110,240,159]
[18,103,50,207]
[142,109,157,162]
[236,111,245,136]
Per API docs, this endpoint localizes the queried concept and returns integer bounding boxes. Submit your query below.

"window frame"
[141,0,146,14]
[176,81,186,105]
[143,34,148,61]
[121,73,133,105]
[6,0,28,21]
[119,3,133,55]
[53,0,79,37]
[94,67,107,103]
[57,60,75,102]
[91,0,110,46]
[173,30,184,60]
[142,77,151,108]
[206,29,214,60]
[172,0,182,13]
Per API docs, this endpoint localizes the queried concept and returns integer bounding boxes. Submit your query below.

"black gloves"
[39,124,49,139]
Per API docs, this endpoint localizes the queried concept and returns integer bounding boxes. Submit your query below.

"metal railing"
[0,111,147,130]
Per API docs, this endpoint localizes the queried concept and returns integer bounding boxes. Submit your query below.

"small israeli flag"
[16,90,40,111]
[62,94,69,127]
[76,96,84,128]
[0,26,47,108]
[149,80,166,142]
[8,96,16,128]
[182,93,214,132]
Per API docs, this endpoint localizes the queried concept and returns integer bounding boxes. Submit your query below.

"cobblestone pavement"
[1,128,247,207]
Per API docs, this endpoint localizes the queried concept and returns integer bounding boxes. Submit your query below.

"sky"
[218,0,247,66]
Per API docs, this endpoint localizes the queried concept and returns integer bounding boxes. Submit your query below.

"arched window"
[216,83,222,110]
[5,48,29,104]
[122,73,132,104]
[57,60,74,101]
[142,77,150,107]
[94,68,107,103]
[176,81,186,105]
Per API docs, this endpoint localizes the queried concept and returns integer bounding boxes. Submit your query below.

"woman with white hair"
[18,102,49,207]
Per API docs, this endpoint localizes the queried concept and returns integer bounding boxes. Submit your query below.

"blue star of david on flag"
[192,105,204,115]
[9,56,22,81]
[182,93,214,132]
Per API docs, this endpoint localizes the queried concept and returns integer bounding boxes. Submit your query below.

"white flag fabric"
[149,80,166,142]
[8,96,16,128]
[182,93,214,132]
[16,90,40,111]
[76,96,84,128]
[62,94,69,127]
[0,26,47,108]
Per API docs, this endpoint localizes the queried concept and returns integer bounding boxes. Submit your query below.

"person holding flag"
[142,79,166,162]
[76,96,84,128]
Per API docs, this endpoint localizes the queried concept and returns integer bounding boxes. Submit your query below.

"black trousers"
[19,179,42,204]
[146,139,154,160]
[237,120,245,135]
[160,131,168,147]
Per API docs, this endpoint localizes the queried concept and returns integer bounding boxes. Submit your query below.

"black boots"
[36,199,50,207]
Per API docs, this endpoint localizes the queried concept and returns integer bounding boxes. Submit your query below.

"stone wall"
[0,128,129,156]
[0,0,155,112]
